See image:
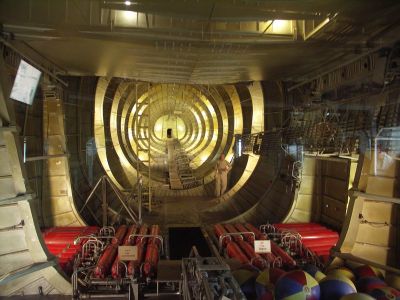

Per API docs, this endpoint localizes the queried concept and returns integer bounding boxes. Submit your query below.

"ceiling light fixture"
[125,1,131,6]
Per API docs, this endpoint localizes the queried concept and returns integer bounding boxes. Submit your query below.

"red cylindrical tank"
[42,226,100,275]
[111,225,138,279]
[127,241,147,277]
[226,242,250,264]
[148,225,161,246]
[132,225,149,244]
[236,239,267,269]
[224,224,241,241]
[274,223,322,229]
[305,244,334,251]
[57,252,77,260]
[281,226,329,231]
[93,226,127,278]
[127,225,149,277]
[301,238,338,247]
[234,224,255,243]
[112,225,128,245]
[223,224,266,269]
[298,232,338,240]
[244,223,268,240]
[214,224,231,247]
[93,244,118,278]
[123,225,138,244]
[271,240,296,266]
[290,228,339,239]
[142,225,161,278]
[143,243,159,277]
[44,234,79,245]
[46,245,79,252]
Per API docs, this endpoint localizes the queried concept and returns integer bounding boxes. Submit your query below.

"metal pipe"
[80,293,129,298]
[0,37,68,86]
[304,16,333,41]
[218,232,255,252]
[106,177,138,222]
[87,279,131,285]
[128,234,164,254]
[25,153,68,161]
[287,42,382,92]
[144,292,181,297]
[73,235,115,246]
[79,176,103,213]
[102,177,107,226]
[138,177,142,223]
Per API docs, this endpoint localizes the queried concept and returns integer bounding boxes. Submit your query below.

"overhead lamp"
[125,1,131,6]
[272,19,292,34]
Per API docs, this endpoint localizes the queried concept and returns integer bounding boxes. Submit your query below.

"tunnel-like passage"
[93,80,245,193]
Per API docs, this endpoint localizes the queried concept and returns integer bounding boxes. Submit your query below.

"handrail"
[0,37,68,86]
[218,232,255,253]
[128,234,164,255]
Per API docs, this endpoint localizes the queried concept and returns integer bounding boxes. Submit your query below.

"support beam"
[0,38,68,87]
[25,153,68,162]
[0,193,34,205]
[102,177,107,227]
[0,126,17,133]
[350,189,400,205]
[0,260,57,285]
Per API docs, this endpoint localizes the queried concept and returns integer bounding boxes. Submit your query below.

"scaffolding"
[135,82,152,212]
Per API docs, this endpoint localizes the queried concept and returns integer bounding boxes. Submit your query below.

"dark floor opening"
[168,227,212,259]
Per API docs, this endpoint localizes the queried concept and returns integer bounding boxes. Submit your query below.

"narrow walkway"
[167,139,201,190]
[167,139,183,189]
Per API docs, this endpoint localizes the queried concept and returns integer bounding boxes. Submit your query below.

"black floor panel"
[168,227,211,259]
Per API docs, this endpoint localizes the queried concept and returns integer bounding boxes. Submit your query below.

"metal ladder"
[134,82,152,212]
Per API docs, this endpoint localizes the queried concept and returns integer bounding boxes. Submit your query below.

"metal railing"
[79,175,142,226]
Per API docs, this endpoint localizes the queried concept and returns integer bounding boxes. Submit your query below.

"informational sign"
[118,246,138,261]
[10,60,41,105]
[254,240,271,253]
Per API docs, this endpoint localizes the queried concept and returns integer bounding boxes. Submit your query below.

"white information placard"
[254,240,271,253]
[118,246,138,261]
[10,60,41,105]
